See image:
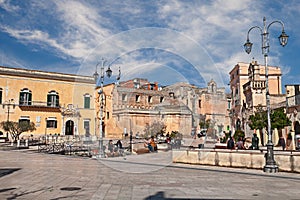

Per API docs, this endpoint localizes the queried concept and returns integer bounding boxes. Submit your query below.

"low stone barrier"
[173,149,300,173]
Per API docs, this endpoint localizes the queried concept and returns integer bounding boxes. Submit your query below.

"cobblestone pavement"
[1,149,300,200]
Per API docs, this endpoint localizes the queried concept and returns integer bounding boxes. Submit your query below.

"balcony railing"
[19,101,61,111]
[243,80,266,91]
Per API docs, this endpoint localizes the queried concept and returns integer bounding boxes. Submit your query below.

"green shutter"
[19,92,23,105]
[28,92,32,105]
[47,94,51,106]
[56,95,59,107]
[84,96,90,109]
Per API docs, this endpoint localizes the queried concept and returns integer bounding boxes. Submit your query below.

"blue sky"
[0,0,299,91]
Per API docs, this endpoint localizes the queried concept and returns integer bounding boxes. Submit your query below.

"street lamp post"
[2,99,15,138]
[93,58,120,158]
[244,17,289,173]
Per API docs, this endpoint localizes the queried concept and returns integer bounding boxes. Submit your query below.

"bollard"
[25,139,28,147]
[17,140,20,147]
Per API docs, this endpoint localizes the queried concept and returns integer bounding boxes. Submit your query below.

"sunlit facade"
[0,66,96,138]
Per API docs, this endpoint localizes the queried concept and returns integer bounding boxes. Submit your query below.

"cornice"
[0,66,94,84]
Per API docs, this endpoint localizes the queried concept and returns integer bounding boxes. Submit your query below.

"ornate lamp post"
[244,17,289,173]
[93,58,120,158]
[2,99,15,138]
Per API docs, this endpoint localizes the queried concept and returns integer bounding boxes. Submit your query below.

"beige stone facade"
[230,61,284,137]
[101,78,230,139]
[285,84,300,149]
[0,66,96,139]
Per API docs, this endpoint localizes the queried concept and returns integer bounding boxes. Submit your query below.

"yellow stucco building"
[0,66,96,139]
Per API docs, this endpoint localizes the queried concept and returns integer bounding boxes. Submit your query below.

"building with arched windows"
[0,65,231,141]
[229,61,285,138]
[0,66,96,138]
[100,78,230,139]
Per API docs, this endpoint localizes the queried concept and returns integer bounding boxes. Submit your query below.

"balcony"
[19,101,61,112]
[252,80,266,90]
[243,80,266,91]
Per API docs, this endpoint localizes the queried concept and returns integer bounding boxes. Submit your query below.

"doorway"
[65,120,74,135]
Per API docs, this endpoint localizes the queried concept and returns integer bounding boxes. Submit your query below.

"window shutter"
[19,92,23,105]
[47,94,51,106]
[28,92,32,105]
[56,95,59,107]
[84,96,90,109]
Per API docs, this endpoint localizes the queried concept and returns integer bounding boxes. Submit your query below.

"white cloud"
[0,0,19,12]
[0,0,297,87]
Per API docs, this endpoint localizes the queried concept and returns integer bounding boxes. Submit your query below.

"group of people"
[226,133,260,150]
[106,139,123,157]
[144,136,157,152]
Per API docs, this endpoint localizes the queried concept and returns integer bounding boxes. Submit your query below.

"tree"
[248,105,267,131]
[0,121,36,142]
[248,105,267,145]
[249,106,291,145]
[199,119,211,129]
[143,121,166,138]
[271,107,291,143]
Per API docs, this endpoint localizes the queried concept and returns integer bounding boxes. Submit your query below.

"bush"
[170,131,182,139]
[233,130,245,142]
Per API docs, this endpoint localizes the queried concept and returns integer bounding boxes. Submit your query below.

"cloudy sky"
[0,0,299,91]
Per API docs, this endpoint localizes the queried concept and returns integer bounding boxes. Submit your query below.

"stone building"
[101,78,230,139]
[0,66,96,138]
[229,61,284,137]
[285,84,300,149]
[0,65,231,141]
[164,80,230,136]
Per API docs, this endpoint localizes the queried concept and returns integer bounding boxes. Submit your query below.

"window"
[84,94,91,109]
[47,91,59,107]
[107,112,110,119]
[160,97,164,103]
[19,116,30,125]
[150,84,155,90]
[0,88,2,104]
[198,100,202,108]
[136,95,140,102]
[84,120,90,136]
[148,96,152,103]
[134,82,140,89]
[122,94,127,101]
[19,88,32,105]
[46,117,57,128]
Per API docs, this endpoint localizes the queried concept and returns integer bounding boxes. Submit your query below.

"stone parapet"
[173,149,300,173]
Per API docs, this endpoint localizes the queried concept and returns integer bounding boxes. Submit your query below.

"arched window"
[19,88,32,105]
[47,90,59,107]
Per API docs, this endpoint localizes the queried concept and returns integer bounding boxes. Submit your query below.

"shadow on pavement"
[144,191,238,200]
[0,168,20,178]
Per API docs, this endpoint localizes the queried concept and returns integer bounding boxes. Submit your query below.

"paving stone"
[1,149,300,199]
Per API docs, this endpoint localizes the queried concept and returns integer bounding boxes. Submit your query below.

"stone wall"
[173,149,300,173]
